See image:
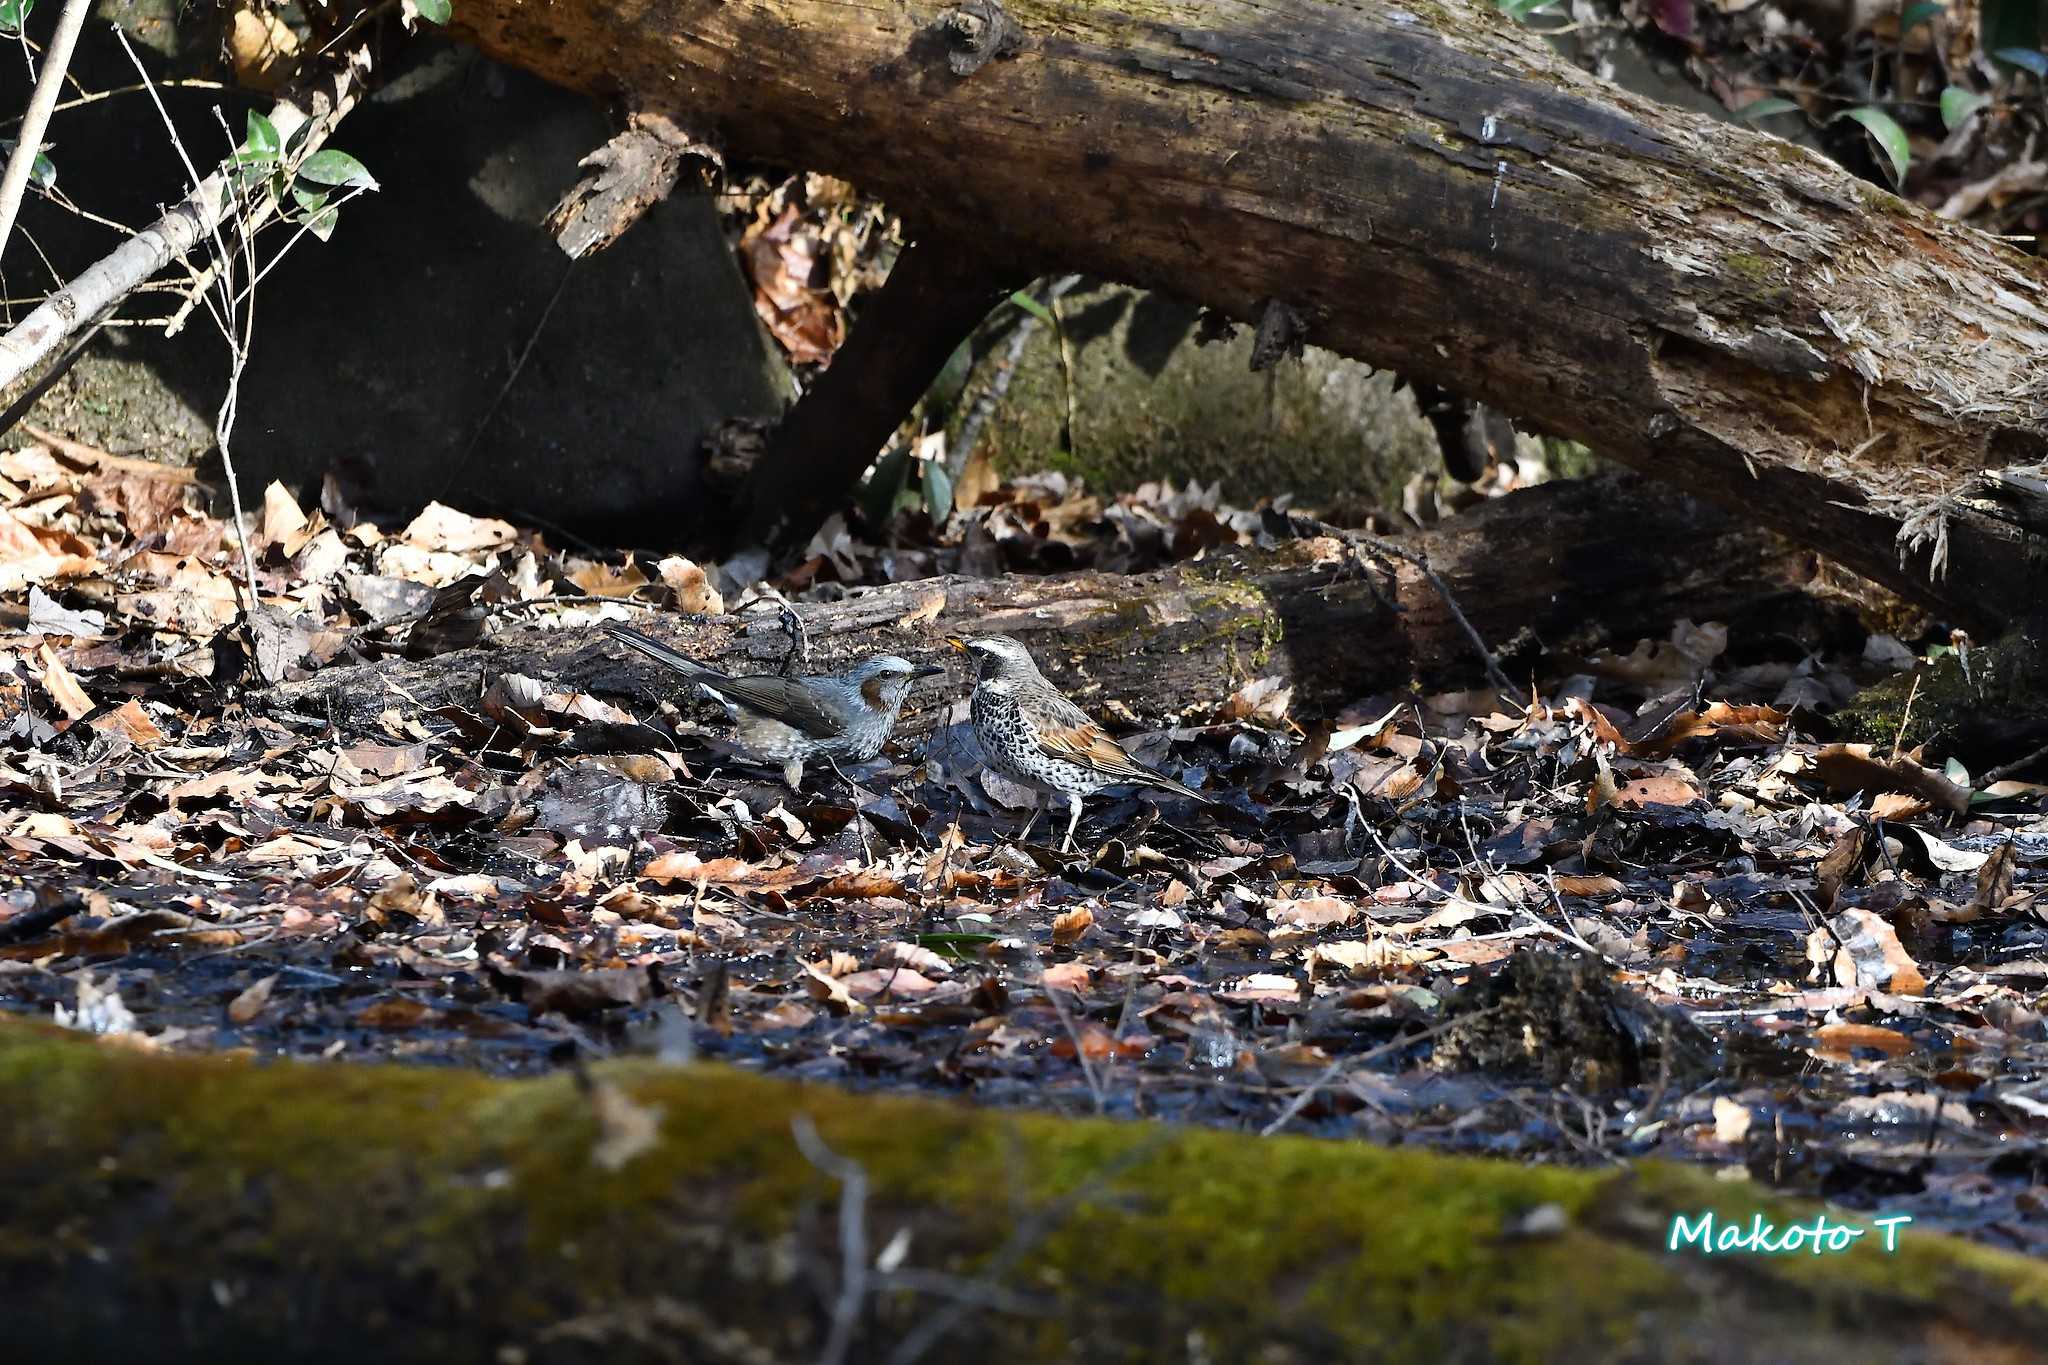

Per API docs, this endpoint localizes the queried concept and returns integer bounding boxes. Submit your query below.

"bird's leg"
[1061,793,1084,854]
[782,756,805,792]
[1014,793,1046,844]
[776,601,811,677]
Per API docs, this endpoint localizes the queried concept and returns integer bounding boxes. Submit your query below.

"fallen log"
[272,474,1814,729]
[2,1018,2043,1362]
[448,0,2048,631]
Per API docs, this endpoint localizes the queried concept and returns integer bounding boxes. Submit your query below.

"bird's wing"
[1030,693,1206,799]
[698,674,850,740]
[607,626,848,739]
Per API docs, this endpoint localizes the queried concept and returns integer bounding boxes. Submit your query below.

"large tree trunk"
[4,1018,2044,1363]
[272,475,1813,727]
[448,0,2048,632]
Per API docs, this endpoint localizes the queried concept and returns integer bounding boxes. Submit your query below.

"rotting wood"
[270,474,1814,730]
[445,0,2048,630]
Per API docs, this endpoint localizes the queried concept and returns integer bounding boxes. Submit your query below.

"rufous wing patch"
[1038,719,1142,775]
[861,677,889,709]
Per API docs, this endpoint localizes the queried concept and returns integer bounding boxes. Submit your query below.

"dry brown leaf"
[1552,874,1627,897]
[837,967,941,999]
[1869,791,1930,821]
[1612,771,1701,809]
[895,589,947,628]
[34,644,92,721]
[228,1,301,89]
[1268,895,1358,930]
[1809,907,1926,994]
[568,558,651,598]
[1712,1096,1753,1143]
[401,502,516,553]
[259,480,308,548]
[227,973,278,1024]
[1043,960,1092,993]
[90,699,168,749]
[1813,1022,1915,1059]
[654,556,725,615]
[1972,840,2019,917]
[1811,743,1970,816]
[1217,676,1294,726]
[641,851,808,889]
[1816,825,1868,913]
[1052,905,1095,944]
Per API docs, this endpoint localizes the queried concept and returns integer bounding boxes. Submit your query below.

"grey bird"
[950,634,1212,851]
[606,624,941,788]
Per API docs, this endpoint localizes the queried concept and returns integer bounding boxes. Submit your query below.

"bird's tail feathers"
[604,624,727,684]
[1143,770,1216,804]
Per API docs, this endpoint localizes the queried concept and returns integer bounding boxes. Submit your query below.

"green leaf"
[0,140,54,190]
[1832,105,1911,188]
[927,338,974,416]
[295,148,378,191]
[1940,86,1990,130]
[922,459,954,524]
[1945,756,1971,787]
[291,180,331,216]
[1900,0,1945,29]
[411,0,452,21]
[1737,97,1801,121]
[302,206,339,242]
[0,0,34,35]
[244,110,281,160]
[917,932,999,960]
[859,445,913,526]
[1497,0,1561,18]
[1009,289,1056,326]
[1994,46,2048,78]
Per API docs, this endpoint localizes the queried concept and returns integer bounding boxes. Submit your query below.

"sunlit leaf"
[243,110,281,161]
[1832,105,1911,188]
[296,149,378,191]
[1009,289,1056,326]
[0,0,34,35]
[1940,86,1990,130]
[411,0,452,21]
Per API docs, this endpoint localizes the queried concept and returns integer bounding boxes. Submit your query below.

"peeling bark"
[445,0,2048,629]
[270,475,1814,729]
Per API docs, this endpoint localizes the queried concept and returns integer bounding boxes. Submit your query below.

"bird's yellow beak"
[945,636,970,653]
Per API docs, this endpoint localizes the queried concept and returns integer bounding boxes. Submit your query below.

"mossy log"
[447,0,2048,630]
[3,1019,2045,1362]
[270,474,1811,729]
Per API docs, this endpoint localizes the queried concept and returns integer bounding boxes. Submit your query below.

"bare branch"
[0,0,93,260]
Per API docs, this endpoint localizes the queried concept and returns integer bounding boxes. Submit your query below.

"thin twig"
[441,258,577,498]
[791,1114,869,1365]
[1293,513,1523,702]
[0,0,92,261]
[112,28,261,608]
[1980,736,2048,785]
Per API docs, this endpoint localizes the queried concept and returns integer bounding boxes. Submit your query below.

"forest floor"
[6,443,2048,1258]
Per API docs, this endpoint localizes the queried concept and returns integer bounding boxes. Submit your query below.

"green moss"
[1833,634,2048,756]
[6,1021,2048,1360]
